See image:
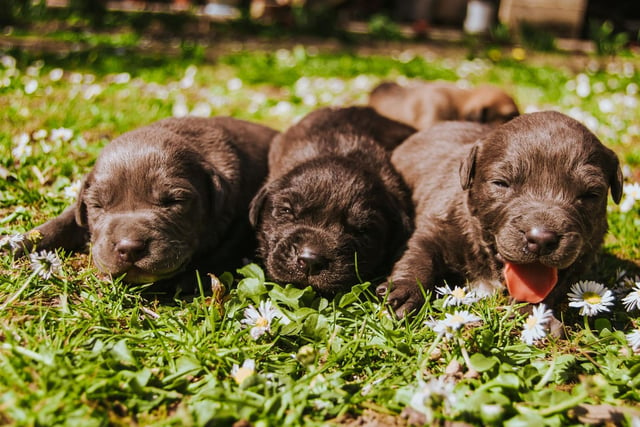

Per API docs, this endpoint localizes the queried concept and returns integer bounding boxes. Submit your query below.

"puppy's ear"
[460,143,479,190]
[608,152,624,204]
[249,185,269,227]
[208,169,230,219]
[75,171,93,227]
[464,107,489,123]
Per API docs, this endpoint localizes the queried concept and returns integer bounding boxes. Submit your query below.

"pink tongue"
[503,262,558,303]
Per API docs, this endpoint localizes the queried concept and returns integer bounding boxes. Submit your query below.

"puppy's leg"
[376,231,437,317]
[9,205,89,257]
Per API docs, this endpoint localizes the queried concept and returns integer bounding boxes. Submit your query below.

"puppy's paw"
[376,278,425,318]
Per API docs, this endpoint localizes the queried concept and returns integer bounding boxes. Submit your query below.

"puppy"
[368,80,520,130]
[11,116,277,285]
[249,106,416,295]
[378,111,623,316]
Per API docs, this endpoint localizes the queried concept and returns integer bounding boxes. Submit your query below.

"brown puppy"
[368,80,520,130]
[378,111,623,316]
[250,106,416,295]
[11,116,277,285]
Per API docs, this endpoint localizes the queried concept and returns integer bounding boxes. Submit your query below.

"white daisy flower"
[231,359,255,385]
[436,284,479,307]
[409,376,457,422]
[49,68,64,81]
[32,129,48,141]
[620,182,640,213]
[567,280,615,317]
[50,127,74,143]
[627,328,640,352]
[12,133,32,160]
[0,233,26,251]
[29,250,62,280]
[13,132,30,146]
[426,310,481,338]
[63,180,82,200]
[622,282,640,312]
[227,77,243,91]
[520,303,553,345]
[112,72,131,84]
[241,299,289,340]
[24,79,38,94]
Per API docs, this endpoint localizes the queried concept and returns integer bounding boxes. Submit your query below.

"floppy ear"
[459,143,479,190]
[249,185,269,227]
[75,171,93,227]
[464,107,489,123]
[207,167,230,220]
[609,153,623,204]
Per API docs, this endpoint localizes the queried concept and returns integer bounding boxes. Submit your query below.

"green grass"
[1,39,640,426]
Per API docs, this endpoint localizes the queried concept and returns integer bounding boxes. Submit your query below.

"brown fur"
[378,111,623,317]
[368,80,520,130]
[250,106,416,295]
[13,116,277,286]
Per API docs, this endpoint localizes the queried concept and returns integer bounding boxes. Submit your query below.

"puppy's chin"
[118,267,182,284]
[92,251,190,284]
[265,252,356,295]
[263,231,360,295]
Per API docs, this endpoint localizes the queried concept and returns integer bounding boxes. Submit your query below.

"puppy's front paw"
[376,278,425,318]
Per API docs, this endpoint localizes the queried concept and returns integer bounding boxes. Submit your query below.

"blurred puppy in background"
[368,80,519,130]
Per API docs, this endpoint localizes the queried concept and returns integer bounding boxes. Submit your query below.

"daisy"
[435,284,479,307]
[231,359,255,385]
[12,138,32,160]
[622,282,640,312]
[627,328,640,352]
[63,180,82,200]
[0,234,26,252]
[50,127,74,143]
[241,299,289,340]
[520,303,553,345]
[620,182,640,213]
[32,129,48,141]
[426,310,481,338]
[409,376,457,422]
[29,250,62,280]
[567,280,615,316]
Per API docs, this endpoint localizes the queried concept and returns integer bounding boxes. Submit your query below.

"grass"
[1,34,640,426]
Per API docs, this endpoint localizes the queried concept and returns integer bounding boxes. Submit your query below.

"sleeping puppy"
[10,116,277,285]
[378,111,623,316]
[249,106,416,295]
[368,80,520,130]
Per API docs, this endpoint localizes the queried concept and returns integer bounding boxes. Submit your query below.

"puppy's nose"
[115,238,146,263]
[296,246,327,275]
[525,227,559,255]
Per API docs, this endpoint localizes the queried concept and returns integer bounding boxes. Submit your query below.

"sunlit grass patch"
[0,43,639,425]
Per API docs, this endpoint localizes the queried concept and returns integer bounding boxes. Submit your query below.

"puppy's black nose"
[525,227,559,255]
[115,239,146,263]
[296,246,327,275]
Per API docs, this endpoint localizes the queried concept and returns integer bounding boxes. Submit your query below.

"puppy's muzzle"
[295,245,328,276]
[114,238,147,263]
[524,227,559,256]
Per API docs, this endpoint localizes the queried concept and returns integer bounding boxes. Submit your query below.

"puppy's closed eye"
[158,190,193,207]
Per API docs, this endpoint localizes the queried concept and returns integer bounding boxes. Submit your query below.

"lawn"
[1,30,640,426]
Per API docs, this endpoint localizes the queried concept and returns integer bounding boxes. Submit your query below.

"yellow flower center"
[451,288,466,299]
[451,314,464,324]
[255,316,269,328]
[525,316,538,330]
[583,292,602,305]
[233,367,254,385]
